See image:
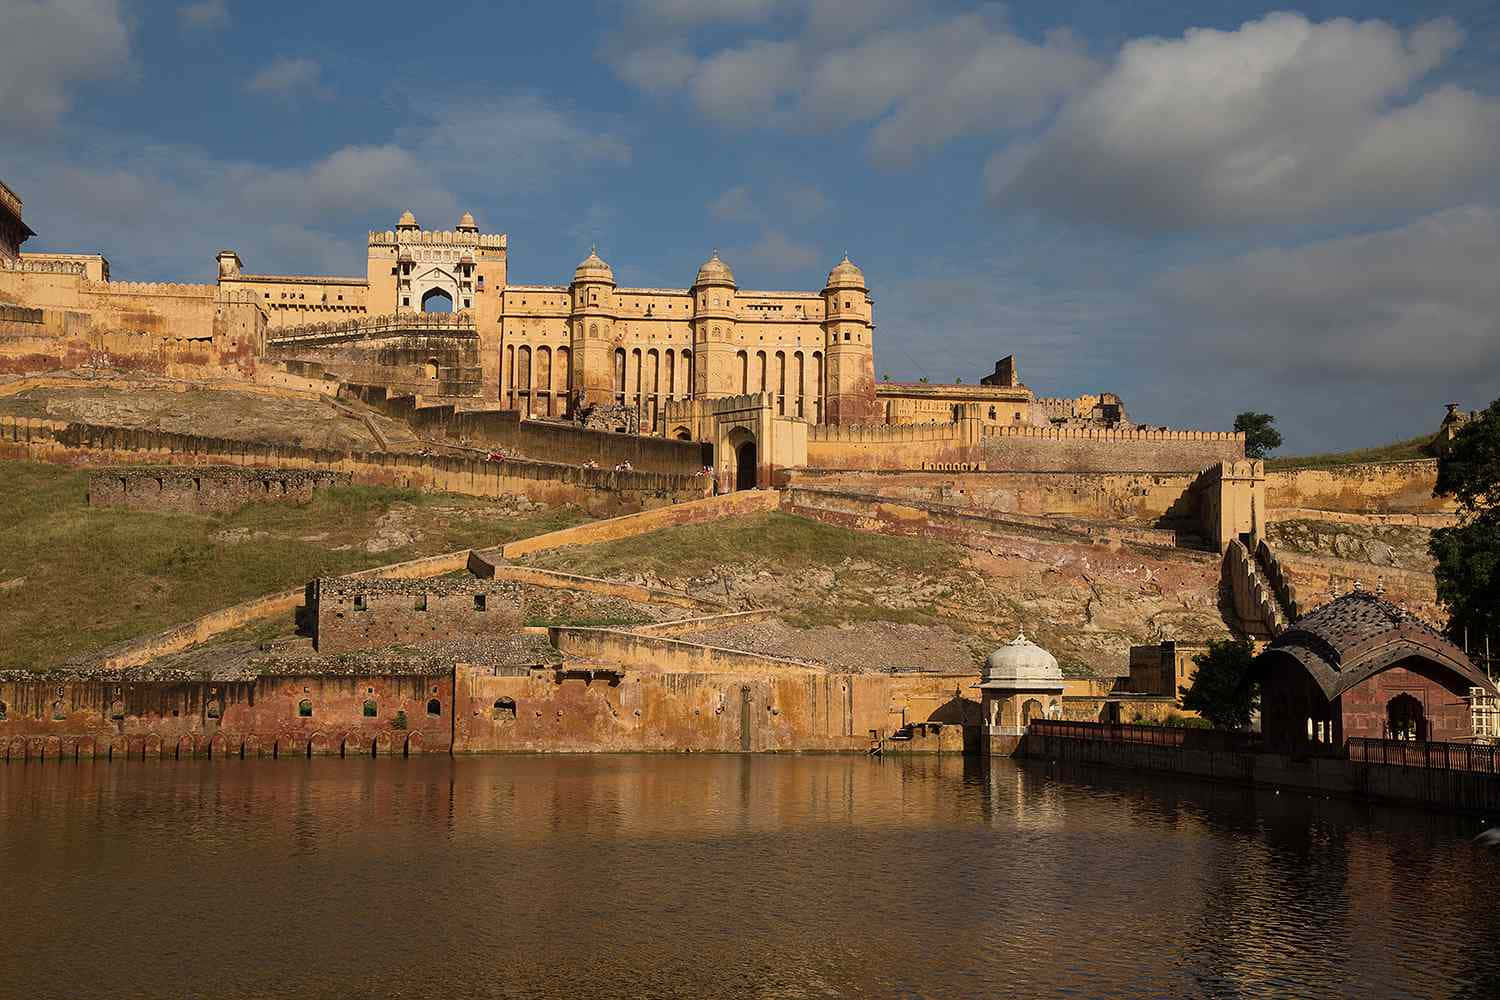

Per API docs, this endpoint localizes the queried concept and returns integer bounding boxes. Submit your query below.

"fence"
[1347,737,1498,774]
[1026,718,1257,752]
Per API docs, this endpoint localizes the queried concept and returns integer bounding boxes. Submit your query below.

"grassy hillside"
[0,462,588,671]
[1265,434,1434,471]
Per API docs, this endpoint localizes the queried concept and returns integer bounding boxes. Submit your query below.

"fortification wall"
[1266,460,1449,514]
[806,419,1242,473]
[0,416,707,516]
[87,466,350,513]
[377,397,711,476]
[311,577,524,653]
[499,490,780,559]
[787,468,1201,526]
[782,486,1183,551]
[0,671,455,759]
[0,264,267,376]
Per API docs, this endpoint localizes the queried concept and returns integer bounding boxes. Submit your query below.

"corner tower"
[690,251,738,398]
[568,248,617,412]
[821,255,878,424]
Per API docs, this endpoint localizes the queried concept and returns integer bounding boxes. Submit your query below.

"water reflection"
[1,755,1496,999]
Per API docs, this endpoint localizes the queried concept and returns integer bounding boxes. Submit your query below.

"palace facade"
[216,210,879,425]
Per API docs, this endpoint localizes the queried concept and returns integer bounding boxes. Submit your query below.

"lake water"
[2,755,1497,999]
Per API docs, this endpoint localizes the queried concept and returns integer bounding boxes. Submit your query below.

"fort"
[1,176,1493,812]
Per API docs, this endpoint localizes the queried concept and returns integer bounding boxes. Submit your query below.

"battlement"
[368,229,506,250]
[82,279,218,298]
[809,420,959,443]
[0,257,83,275]
[982,424,1242,443]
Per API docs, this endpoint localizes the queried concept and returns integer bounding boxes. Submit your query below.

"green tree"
[1180,639,1260,729]
[1429,397,1500,642]
[1234,411,1283,459]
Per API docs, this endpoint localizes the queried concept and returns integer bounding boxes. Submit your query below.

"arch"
[536,346,552,415]
[736,351,748,394]
[243,735,262,759]
[421,287,454,313]
[727,427,758,491]
[614,348,627,398]
[423,357,439,380]
[51,699,66,720]
[517,346,532,403]
[176,735,196,760]
[1021,699,1044,726]
[363,698,378,718]
[426,698,442,717]
[1387,693,1426,741]
[208,732,227,760]
[493,697,517,721]
[205,699,222,720]
[556,347,571,396]
[298,699,313,718]
[755,350,767,392]
[671,425,693,442]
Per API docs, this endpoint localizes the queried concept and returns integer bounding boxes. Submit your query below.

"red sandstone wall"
[1339,665,1475,743]
[313,579,524,653]
[0,672,454,759]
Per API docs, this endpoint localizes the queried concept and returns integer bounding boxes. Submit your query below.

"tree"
[1180,639,1259,729]
[1234,411,1282,459]
[1429,397,1500,643]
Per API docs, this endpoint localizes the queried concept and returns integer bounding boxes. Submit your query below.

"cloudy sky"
[3,0,1497,452]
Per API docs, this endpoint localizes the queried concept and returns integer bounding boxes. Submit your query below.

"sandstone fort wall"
[806,419,1243,473]
[0,416,708,515]
[1266,460,1449,514]
[87,466,351,513]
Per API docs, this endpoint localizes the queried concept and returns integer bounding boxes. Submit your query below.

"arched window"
[298,699,313,718]
[737,350,748,394]
[52,700,66,720]
[109,700,125,721]
[421,288,453,313]
[427,699,442,717]
[205,700,222,720]
[493,698,516,721]
[363,699,378,718]
[0,700,6,720]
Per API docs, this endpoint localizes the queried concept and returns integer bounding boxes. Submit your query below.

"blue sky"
[3,0,1498,452]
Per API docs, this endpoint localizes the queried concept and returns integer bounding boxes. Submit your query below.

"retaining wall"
[1266,460,1449,514]
[87,466,350,513]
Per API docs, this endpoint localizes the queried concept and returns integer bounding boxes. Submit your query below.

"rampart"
[0,416,707,515]
[498,490,780,559]
[1266,460,1450,514]
[806,417,1243,473]
[87,465,350,513]
[310,576,524,653]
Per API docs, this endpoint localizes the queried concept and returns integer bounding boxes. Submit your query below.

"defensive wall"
[805,418,1244,474]
[0,416,708,515]
[497,489,780,559]
[1265,460,1450,514]
[0,667,457,760]
[87,465,350,513]
[0,260,267,376]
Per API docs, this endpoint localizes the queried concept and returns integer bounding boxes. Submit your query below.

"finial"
[711,247,719,259]
[1376,578,1385,597]
[1353,580,1363,592]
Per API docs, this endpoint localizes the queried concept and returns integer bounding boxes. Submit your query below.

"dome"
[981,631,1063,687]
[693,250,736,288]
[573,247,615,285]
[396,209,418,228]
[824,253,865,291]
[456,211,477,231]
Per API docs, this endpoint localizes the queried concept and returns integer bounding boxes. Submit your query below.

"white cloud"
[1156,204,1500,385]
[989,13,1500,231]
[709,185,756,222]
[0,0,130,131]
[246,56,325,100]
[12,95,632,280]
[178,0,228,32]
[608,4,1096,162]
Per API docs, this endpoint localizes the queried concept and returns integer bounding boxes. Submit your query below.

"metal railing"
[1027,719,1188,747]
[1347,737,1498,774]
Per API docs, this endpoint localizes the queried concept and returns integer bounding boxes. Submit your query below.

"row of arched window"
[734,349,824,420]
[504,344,572,416]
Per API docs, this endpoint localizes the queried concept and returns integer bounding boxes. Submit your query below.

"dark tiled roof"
[1260,591,1493,700]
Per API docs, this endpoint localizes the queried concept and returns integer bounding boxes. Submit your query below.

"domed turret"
[981,631,1062,687]
[572,247,615,285]
[693,250,736,288]
[456,211,477,232]
[824,253,865,292]
[396,209,418,230]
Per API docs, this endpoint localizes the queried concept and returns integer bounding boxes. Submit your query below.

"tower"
[690,250,738,398]
[568,248,617,413]
[820,255,878,424]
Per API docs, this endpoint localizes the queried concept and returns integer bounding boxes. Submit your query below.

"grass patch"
[522,511,962,579]
[1265,434,1434,471]
[0,461,590,671]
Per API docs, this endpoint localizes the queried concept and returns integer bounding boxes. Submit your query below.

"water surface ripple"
[2,755,1497,999]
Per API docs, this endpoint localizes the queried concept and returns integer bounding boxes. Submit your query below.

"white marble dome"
[982,631,1062,686]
